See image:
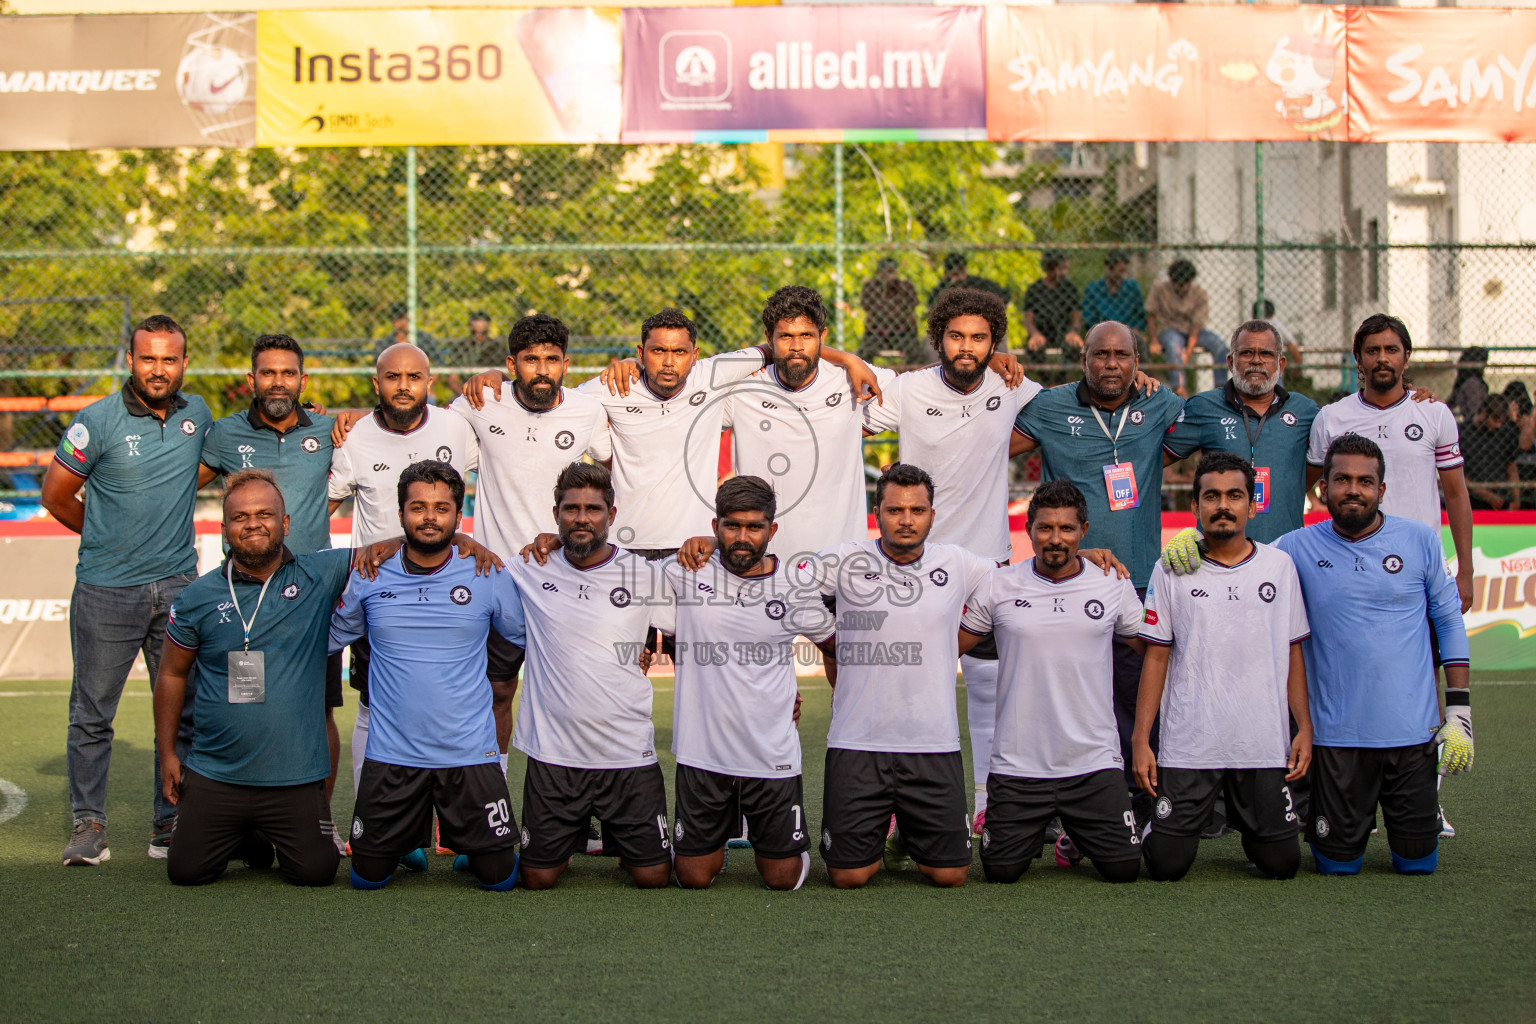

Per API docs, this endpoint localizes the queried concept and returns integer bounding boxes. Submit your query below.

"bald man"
[327,343,479,795]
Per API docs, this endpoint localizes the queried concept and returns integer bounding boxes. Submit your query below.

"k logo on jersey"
[281,583,300,600]
[928,568,949,587]
[1382,554,1404,574]
[765,599,787,620]
[1404,423,1424,441]
[1281,411,1298,426]
[1084,599,1105,620]
[555,431,575,450]
[180,418,198,436]
[609,587,632,608]
[301,436,321,453]
[1258,582,1277,603]
[450,585,472,605]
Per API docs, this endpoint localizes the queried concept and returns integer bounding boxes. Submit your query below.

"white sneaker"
[1439,807,1456,838]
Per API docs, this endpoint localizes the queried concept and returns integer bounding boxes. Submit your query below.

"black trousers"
[167,768,339,887]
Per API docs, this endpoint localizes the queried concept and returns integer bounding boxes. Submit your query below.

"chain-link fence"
[4,139,1536,495]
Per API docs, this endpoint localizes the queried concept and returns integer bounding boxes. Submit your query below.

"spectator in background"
[374,302,438,363]
[1449,347,1490,424]
[1147,259,1228,396]
[466,311,497,366]
[929,253,1010,307]
[858,258,920,363]
[1461,392,1529,510]
[1253,299,1304,374]
[1023,250,1084,385]
[1081,250,1146,341]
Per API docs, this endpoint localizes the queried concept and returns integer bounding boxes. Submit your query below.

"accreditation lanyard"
[225,560,274,652]
[1239,399,1274,514]
[1092,404,1140,511]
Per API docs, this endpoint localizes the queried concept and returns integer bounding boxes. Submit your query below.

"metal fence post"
[1254,141,1265,317]
[406,145,419,338]
[834,142,845,348]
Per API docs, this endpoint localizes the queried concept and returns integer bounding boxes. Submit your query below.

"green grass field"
[1,677,1533,1023]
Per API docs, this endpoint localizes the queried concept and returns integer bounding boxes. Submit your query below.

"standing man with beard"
[1010,321,1184,823]
[1277,435,1471,876]
[198,335,347,850]
[43,314,211,867]
[327,343,478,795]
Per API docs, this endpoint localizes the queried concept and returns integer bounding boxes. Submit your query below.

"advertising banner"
[256,8,622,146]
[1456,524,1536,670]
[0,12,256,150]
[985,4,1347,142]
[1346,7,1536,143]
[622,5,986,142]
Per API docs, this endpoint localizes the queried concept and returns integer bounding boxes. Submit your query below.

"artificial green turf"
[1,679,1532,1023]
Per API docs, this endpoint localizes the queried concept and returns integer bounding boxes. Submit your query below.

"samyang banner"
[622,5,986,142]
[256,8,622,146]
[0,12,256,150]
[986,4,1347,142]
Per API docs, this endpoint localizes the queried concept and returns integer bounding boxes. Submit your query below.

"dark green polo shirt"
[1015,380,1184,589]
[166,547,353,787]
[1162,381,1320,544]
[54,385,210,587]
[202,404,336,555]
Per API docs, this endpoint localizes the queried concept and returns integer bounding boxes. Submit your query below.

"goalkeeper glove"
[1160,527,1203,576]
[1433,694,1473,775]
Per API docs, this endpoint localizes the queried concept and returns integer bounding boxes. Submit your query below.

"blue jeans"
[1158,328,1229,392]
[67,574,195,828]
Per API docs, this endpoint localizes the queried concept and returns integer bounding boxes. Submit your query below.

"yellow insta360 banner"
[256,8,622,146]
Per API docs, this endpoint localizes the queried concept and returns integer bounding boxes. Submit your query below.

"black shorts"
[1308,743,1441,858]
[486,628,525,685]
[820,748,972,870]
[1151,767,1300,843]
[168,769,338,887]
[673,764,808,859]
[348,635,371,708]
[350,759,516,859]
[981,769,1140,868]
[520,758,671,870]
[324,650,344,710]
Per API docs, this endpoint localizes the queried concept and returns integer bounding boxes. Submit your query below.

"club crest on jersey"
[689,391,706,406]
[765,599,787,620]
[281,583,300,600]
[986,396,1001,411]
[1382,554,1404,574]
[1084,599,1105,619]
[1281,411,1298,426]
[1404,423,1424,441]
[450,585,472,605]
[179,418,198,436]
[351,817,364,838]
[436,446,453,462]
[1314,816,1330,838]
[555,431,575,450]
[825,392,842,408]
[821,829,832,850]
[520,826,530,847]
[1258,582,1277,603]
[1129,410,1144,425]
[609,587,632,608]
[1155,796,1172,819]
[929,568,949,587]
[301,436,321,453]
[674,820,684,840]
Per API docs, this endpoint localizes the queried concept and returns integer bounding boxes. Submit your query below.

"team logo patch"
[929,568,949,587]
[351,817,364,838]
[1281,411,1298,426]
[435,446,453,463]
[520,826,530,848]
[824,392,843,408]
[450,585,472,605]
[1084,599,1105,620]
[765,599,786,621]
[1404,423,1424,441]
[1129,409,1144,425]
[1155,796,1172,819]
[281,583,300,600]
[66,422,89,449]
[179,418,198,436]
[985,396,1001,411]
[1143,609,1158,625]
[1314,816,1330,838]
[1383,554,1405,574]
[689,391,706,407]
[1258,582,1277,603]
[674,820,685,841]
[821,829,832,851]
[981,828,990,849]
[555,431,575,450]
[301,436,320,453]
[609,587,632,608]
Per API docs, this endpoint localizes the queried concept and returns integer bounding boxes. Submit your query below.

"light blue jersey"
[330,551,525,769]
[1276,515,1468,748]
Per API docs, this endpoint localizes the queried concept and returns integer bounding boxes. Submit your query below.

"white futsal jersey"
[327,407,479,546]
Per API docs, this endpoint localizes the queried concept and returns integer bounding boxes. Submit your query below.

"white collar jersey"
[448,386,612,560]
[864,366,1041,562]
[1306,391,1463,532]
[577,349,765,550]
[1139,543,1311,770]
[960,558,1143,779]
[508,546,673,770]
[814,538,993,753]
[327,407,479,546]
[725,362,897,563]
[663,552,835,778]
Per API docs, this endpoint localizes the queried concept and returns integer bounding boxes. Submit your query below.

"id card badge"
[1103,462,1140,511]
[228,650,265,704]
[1253,467,1271,514]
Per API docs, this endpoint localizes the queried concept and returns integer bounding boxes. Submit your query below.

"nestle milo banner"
[1455,522,1536,670]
